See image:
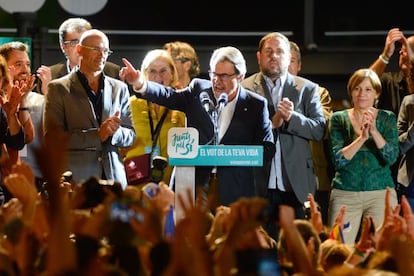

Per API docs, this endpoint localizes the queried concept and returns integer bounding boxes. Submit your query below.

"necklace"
[353,110,364,124]
[351,109,366,132]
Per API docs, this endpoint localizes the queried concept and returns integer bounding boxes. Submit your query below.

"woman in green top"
[328,68,399,245]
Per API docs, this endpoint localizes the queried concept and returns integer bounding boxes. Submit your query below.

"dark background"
[0,0,412,103]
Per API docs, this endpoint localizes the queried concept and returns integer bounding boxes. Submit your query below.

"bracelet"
[379,54,389,65]
[18,107,29,112]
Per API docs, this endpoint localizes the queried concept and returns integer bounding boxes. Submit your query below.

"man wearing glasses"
[120,46,275,208]
[36,18,121,94]
[43,29,135,189]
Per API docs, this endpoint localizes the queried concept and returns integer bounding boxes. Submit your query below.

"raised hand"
[333,205,347,229]
[383,28,404,59]
[400,195,414,240]
[224,197,268,246]
[10,161,35,188]
[307,193,324,234]
[3,173,37,225]
[36,65,52,95]
[16,75,36,99]
[0,82,22,117]
[379,187,400,231]
[163,188,213,276]
[356,216,377,252]
[119,58,142,88]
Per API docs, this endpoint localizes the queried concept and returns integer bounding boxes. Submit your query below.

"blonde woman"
[328,68,399,245]
[122,49,186,186]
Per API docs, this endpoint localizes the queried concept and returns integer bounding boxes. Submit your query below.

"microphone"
[216,92,228,113]
[200,91,213,113]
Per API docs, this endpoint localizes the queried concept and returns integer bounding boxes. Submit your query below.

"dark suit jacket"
[141,78,275,206]
[398,94,414,187]
[44,70,135,188]
[242,72,326,203]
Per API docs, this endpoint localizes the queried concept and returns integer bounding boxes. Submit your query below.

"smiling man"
[120,46,275,208]
[43,29,135,188]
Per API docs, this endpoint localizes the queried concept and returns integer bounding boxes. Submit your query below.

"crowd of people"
[0,16,413,274]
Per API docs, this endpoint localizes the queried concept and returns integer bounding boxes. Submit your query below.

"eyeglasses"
[174,57,190,63]
[209,71,237,81]
[63,39,79,47]
[80,45,113,56]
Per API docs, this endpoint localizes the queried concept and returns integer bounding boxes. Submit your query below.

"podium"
[167,127,263,221]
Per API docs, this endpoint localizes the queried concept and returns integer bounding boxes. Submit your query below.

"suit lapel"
[101,77,113,123]
[282,74,299,102]
[56,64,68,78]
[69,72,100,127]
[255,73,275,116]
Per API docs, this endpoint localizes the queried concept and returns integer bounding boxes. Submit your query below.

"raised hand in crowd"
[344,216,377,268]
[0,163,46,274]
[206,204,231,249]
[400,194,414,240]
[128,187,164,245]
[36,129,77,275]
[375,187,400,247]
[307,193,324,235]
[387,231,414,274]
[142,181,175,224]
[330,204,347,234]
[278,204,321,275]
[3,165,37,225]
[164,188,213,276]
[213,197,273,275]
[376,189,414,250]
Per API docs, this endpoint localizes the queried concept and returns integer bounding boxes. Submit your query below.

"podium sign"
[168,127,263,221]
[168,127,263,166]
[170,145,263,166]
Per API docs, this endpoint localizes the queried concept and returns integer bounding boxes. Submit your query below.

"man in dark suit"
[242,32,326,240]
[396,34,414,212]
[43,29,135,189]
[36,17,121,94]
[120,46,275,207]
